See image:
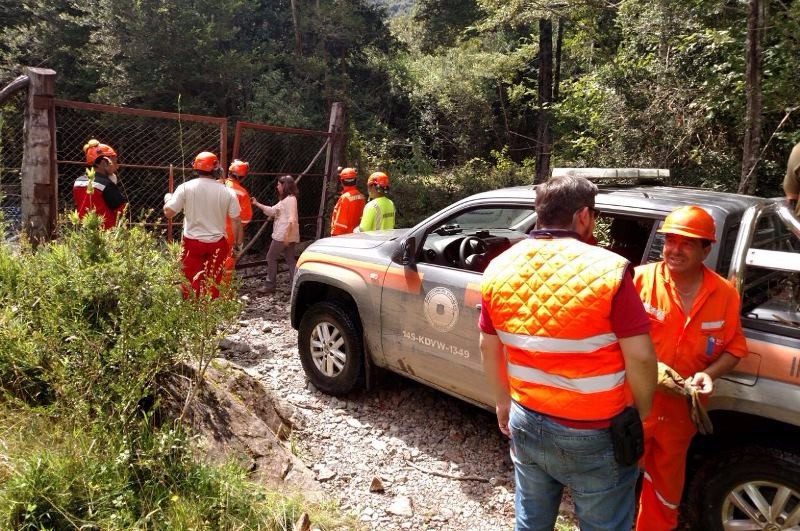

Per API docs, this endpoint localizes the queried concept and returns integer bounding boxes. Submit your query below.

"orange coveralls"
[634,262,748,531]
[330,185,366,236]
[221,178,252,281]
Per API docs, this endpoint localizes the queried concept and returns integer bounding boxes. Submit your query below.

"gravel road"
[223,271,579,531]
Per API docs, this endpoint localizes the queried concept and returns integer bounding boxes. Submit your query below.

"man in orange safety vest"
[480,175,657,531]
[220,159,253,283]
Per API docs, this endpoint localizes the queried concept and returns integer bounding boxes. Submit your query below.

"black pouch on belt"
[610,407,644,466]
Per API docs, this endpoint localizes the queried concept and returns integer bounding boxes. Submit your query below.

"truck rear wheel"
[685,445,800,530]
[298,301,364,396]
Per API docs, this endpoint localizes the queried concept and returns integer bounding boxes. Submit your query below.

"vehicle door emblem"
[424,287,459,332]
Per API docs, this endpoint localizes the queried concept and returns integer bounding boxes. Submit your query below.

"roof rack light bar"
[551,168,670,183]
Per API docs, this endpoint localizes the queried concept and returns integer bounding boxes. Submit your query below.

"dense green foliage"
[2,0,800,201]
[0,216,342,529]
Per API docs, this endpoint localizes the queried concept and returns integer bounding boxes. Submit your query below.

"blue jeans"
[509,401,638,531]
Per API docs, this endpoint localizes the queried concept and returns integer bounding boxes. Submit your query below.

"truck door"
[380,204,535,407]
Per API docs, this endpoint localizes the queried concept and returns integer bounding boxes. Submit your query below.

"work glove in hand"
[689,388,714,435]
[657,362,687,397]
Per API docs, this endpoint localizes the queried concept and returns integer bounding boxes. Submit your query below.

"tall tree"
[739,0,766,194]
[535,17,553,183]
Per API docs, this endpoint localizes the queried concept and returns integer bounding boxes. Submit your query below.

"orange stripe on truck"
[297,252,423,294]
[464,283,482,308]
[743,337,800,385]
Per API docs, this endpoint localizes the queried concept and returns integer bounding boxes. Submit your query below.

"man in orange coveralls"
[634,205,748,531]
[220,159,253,283]
[330,167,365,235]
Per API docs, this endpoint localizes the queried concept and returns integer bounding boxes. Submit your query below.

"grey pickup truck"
[290,169,800,530]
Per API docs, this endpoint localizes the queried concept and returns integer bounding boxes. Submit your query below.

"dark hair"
[535,175,598,228]
[277,174,299,199]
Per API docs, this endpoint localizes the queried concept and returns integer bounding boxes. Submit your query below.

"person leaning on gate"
[330,167,366,236]
[634,205,747,531]
[220,159,253,283]
[251,174,300,295]
[782,141,800,214]
[73,139,127,229]
[355,171,395,232]
[163,151,241,300]
[479,175,657,531]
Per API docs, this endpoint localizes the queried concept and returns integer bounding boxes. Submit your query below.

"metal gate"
[232,121,333,247]
[54,99,227,240]
[1,70,339,249]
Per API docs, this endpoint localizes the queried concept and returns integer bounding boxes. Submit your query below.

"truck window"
[597,214,654,266]
[740,214,800,337]
[419,205,535,273]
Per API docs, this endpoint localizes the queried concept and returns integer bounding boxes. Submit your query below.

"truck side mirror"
[399,237,416,265]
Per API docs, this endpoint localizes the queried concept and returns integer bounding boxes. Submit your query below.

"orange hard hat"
[339,167,357,180]
[83,139,117,166]
[193,151,219,173]
[367,171,390,189]
[658,205,716,242]
[228,159,249,178]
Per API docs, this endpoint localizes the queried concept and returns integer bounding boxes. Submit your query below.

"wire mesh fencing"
[233,122,333,256]
[0,91,25,240]
[3,92,336,254]
[54,99,227,239]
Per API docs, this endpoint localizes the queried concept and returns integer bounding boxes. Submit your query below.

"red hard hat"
[367,171,390,189]
[83,139,117,165]
[340,167,357,180]
[228,159,249,178]
[658,205,716,242]
[193,151,219,173]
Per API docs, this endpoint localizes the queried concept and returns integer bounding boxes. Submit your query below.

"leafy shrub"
[0,213,240,430]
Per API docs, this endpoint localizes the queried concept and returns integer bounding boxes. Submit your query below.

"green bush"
[391,149,533,227]
[0,213,240,429]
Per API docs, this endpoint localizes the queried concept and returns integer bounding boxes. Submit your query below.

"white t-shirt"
[166,177,240,242]
[261,195,299,242]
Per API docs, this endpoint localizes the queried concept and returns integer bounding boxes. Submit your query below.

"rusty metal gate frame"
[53,98,228,241]
[231,120,334,271]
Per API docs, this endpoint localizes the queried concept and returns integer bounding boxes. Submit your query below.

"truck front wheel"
[685,445,800,530]
[298,301,364,395]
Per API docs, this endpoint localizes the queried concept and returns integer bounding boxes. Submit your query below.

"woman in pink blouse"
[252,175,300,294]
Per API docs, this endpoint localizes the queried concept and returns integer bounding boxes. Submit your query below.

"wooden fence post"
[317,102,345,240]
[21,67,58,245]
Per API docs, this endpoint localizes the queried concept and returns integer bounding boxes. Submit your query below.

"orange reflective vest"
[482,237,631,421]
[331,186,366,236]
[221,178,252,243]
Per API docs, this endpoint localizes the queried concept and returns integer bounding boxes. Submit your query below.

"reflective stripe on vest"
[507,362,625,393]
[497,330,619,353]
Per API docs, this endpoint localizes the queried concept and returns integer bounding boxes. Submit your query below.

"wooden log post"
[21,67,58,245]
[317,102,345,240]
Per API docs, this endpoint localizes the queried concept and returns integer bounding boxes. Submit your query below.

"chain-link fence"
[1,90,337,254]
[233,121,332,250]
[54,99,227,240]
[0,91,25,240]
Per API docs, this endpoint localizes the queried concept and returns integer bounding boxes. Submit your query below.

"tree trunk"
[554,17,565,102]
[290,0,302,56]
[535,18,553,184]
[739,0,765,194]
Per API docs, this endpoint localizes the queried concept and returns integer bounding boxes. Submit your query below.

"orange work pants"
[636,392,696,531]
